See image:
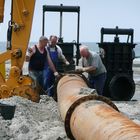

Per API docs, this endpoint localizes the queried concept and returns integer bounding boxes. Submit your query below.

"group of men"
[26,35,69,96]
[26,35,107,97]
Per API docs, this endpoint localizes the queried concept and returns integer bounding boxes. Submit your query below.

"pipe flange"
[65,94,119,140]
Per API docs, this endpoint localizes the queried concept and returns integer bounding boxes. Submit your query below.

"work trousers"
[88,73,106,95]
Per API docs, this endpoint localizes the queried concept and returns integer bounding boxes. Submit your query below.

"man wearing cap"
[26,36,59,91]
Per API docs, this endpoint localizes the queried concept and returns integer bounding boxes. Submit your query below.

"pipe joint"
[65,94,119,140]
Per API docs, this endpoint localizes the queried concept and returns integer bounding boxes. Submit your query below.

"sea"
[82,42,140,58]
[0,41,140,57]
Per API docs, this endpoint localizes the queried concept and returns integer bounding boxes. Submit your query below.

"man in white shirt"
[44,35,69,96]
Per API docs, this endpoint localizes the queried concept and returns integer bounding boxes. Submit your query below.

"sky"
[0,0,140,43]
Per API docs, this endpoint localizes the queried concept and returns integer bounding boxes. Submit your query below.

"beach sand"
[0,59,140,140]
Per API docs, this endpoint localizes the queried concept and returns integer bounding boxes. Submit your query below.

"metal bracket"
[64,94,119,140]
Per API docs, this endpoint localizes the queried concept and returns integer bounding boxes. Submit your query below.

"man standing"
[26,36,59,91]
[77,45,106,95]
[44,35,69,96]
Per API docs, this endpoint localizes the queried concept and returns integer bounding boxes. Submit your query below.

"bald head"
[80,45,90,58]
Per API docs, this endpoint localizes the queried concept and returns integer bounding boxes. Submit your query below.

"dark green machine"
[42,4,81,72]
[98,26,136,101]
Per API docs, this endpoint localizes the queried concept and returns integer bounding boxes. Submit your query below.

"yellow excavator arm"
[0,0,4,22]
[11,0,35,68]
[0,0,39,102]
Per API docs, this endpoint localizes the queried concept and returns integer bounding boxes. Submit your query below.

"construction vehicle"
[0,0,136,103]
[1,1,140,139]
[98,26,136,101]
[0,0,39,102]
[0,1,81,102]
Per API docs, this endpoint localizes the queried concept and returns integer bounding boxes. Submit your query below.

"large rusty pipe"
[57,74,140,140]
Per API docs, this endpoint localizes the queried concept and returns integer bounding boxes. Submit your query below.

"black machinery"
[42,4,81,72]
[0,103,16,120]
[98,26,136,101]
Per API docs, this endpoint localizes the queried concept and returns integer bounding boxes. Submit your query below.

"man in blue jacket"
[44,35,69,96]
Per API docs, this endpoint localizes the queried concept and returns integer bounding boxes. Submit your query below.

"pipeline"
[56,74,140,140]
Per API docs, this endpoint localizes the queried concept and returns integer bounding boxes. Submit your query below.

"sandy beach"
[0,0,140,139]
[0,59,140,140]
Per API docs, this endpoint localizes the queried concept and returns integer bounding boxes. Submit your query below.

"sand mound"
[1,93,140,140]
[0,96,69,140]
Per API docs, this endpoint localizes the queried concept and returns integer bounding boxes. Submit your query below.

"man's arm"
[81,57,96,73]
[82,66,96,73]
[56,45,70,65]
[25,46,36,62]
[76,66,96,74]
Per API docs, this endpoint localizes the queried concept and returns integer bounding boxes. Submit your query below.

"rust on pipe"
[57,74,140,140]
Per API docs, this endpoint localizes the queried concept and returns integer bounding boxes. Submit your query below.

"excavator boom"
[11,0,35,68]
[0,0,4,22]
[0,0,39,102]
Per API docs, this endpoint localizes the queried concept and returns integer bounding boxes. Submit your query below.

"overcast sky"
[0,0,140,43]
